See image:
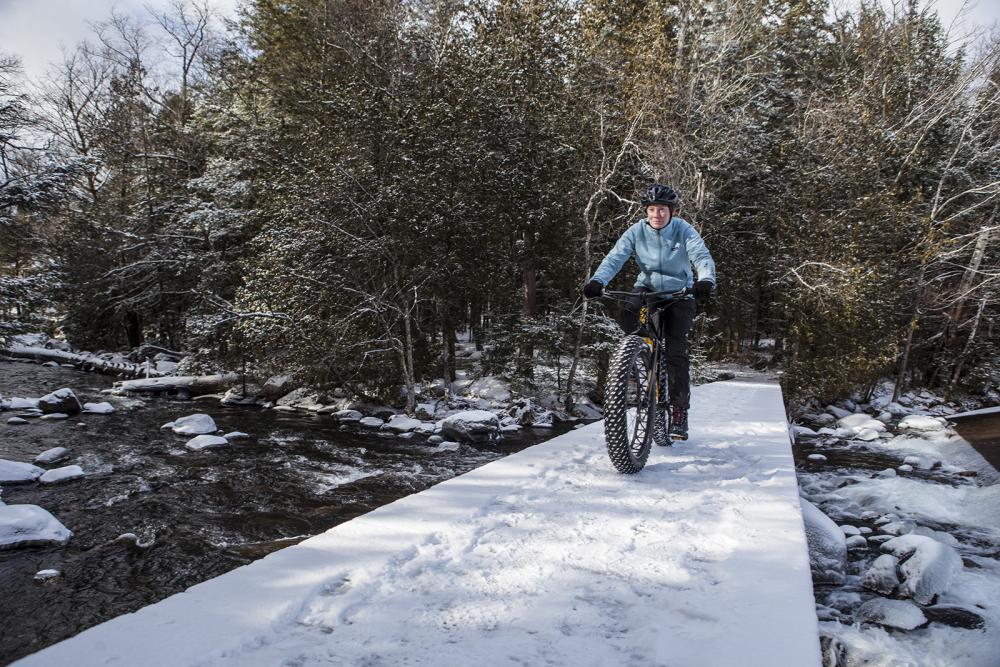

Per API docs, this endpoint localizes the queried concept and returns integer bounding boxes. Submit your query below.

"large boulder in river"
[440,410,501,444]
[0,504,72,550]
[38,388,82,415]
[800,498,847,583]
[881,534,962,604]
[171,413,218,435]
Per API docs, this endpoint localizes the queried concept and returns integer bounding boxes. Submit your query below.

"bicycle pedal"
[670,433,688,441]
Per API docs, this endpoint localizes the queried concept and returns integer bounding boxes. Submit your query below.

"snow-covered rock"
[0,459,45,484]
[825,404,853,419]
[415,402,437,421]
[856,598,927,630]
[897,464,913,472]
[427,435,443,445]
[2,397,39,410]
[38,388,82,415]
[34,569,61,581]
[800,498,847,583]
[39,466,85,485]
[837,414,886,434]
[807,453,827,462]
[261,374,296,399]
[160,421,175,430]
[846,535,868,549]
[276,388,326,411]
[0,505,72,549]
[359,417,384,428]
[791,425,818,438]
[34,448,70,464]
[439,410,501,444]
[171,414,218,435]
[223,432,251,441]
[853,428,880,441]
[39,413,69,421]
[333,410,362,422]
[465,376,512,403]
[886,402,909,416]
[861,554,900,594]
[881,535,962,604]
[185,435,229,451]
[436,441,460,452]
[383,415,422,433]
[876,468,897,478]
[7,417,29,425]
[898,415,948,432]
[840,525,861,536]
[82,402,115,415]
[875,411,893,423]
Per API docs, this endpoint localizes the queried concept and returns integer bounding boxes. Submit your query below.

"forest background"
[1,0,997,411]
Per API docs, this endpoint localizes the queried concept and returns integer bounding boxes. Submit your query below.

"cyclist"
[582,184,716,441]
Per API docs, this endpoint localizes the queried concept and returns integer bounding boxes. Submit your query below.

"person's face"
[647,204,671,229]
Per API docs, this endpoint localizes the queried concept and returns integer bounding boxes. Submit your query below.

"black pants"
[622,290,697,409]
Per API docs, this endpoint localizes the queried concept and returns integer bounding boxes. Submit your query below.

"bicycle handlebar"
[600,287,692,301]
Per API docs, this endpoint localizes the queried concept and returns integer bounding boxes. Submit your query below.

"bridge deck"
[17,380,820,667]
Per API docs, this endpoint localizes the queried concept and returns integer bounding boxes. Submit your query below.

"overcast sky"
[0,0,997,84]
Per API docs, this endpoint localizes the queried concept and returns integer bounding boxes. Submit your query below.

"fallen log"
[4,345,164,379]
[113,373,240,397]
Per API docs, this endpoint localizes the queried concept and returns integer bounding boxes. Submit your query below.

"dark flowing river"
[0,360,574,664]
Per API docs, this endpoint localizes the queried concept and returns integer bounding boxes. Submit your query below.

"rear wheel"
[604,335,655,473]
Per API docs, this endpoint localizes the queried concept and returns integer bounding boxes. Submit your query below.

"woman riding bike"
[582,184,716,441]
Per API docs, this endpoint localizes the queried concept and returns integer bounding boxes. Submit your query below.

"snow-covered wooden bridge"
[15,380,821,666]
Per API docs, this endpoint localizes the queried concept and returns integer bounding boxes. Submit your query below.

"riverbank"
[0,360,572,664]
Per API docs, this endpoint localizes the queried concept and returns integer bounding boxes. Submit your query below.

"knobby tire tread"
[604,335,653,474]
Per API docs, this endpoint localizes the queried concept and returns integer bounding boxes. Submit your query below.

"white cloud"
[0,0,240,84]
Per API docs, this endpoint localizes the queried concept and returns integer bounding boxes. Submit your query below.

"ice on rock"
[34,447,70,464]
[383,415,422,433]
[881,535,962,604]
[185,435,229,451]
[82,402,115,415]
[171,414,218,435]
[898,415,948,432]
[39,466,85,484]
[359,417,385,428]
[800,498,847,582]
[856,598,927,630]
[0,459,45,484]
[0,504,72,549]
[861,554,900,594]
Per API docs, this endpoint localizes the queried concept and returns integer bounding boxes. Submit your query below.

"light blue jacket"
[590,217,716,292]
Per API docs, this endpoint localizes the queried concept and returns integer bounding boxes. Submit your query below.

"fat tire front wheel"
[604,335,655,474]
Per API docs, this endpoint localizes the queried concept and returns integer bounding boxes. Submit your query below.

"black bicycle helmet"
[640,184,679,209]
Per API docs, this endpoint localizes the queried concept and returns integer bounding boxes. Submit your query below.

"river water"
[0,360,573,664]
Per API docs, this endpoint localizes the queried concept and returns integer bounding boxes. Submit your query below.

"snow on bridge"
[16,380,821,666]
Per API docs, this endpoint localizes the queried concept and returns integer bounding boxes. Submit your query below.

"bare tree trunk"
[948,295,987,397]
[401,288,417,415]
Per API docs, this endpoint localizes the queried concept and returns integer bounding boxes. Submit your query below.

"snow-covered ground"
[14,380,821,666]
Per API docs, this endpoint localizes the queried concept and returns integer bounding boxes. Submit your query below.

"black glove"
[693,280,714,301]
[583,280,604,299]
